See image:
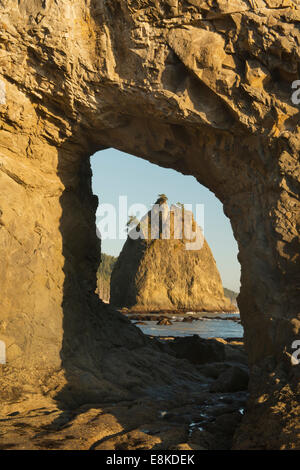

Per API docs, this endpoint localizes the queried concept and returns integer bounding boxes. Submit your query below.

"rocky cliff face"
[0,0,299,449]
[111,203,234,312]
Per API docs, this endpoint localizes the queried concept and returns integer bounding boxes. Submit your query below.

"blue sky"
[91,149,241,292]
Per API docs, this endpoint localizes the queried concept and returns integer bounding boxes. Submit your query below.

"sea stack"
[110,197,234,312]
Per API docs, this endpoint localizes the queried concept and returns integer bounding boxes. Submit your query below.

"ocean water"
[133,313,243,339]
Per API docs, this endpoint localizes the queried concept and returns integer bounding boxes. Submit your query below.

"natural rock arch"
[0,0,299,448]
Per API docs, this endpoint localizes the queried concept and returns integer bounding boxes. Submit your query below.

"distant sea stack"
[110,197,235,313]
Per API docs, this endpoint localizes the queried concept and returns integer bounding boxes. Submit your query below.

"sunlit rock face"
[0,0,299,449]
[110,203,234,312]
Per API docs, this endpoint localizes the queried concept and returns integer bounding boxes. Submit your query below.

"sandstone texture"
[0,0,299,449]
[110,203,234,312]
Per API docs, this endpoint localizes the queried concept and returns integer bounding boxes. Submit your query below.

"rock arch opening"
[91,148,241,308]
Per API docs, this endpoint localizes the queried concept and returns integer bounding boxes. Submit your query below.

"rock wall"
[111,203,234,312]
[0,0,299,448]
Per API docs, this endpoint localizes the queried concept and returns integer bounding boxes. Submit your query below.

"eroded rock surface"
[0,0,299,449]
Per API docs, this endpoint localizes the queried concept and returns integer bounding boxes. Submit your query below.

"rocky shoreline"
[0,335,249,450]
[123,310,241,326]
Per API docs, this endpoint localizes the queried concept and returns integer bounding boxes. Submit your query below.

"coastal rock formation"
[110,202,233,312]
[0,0,299,449]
